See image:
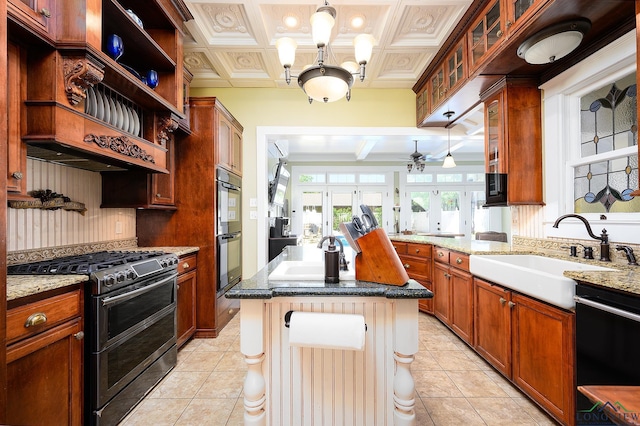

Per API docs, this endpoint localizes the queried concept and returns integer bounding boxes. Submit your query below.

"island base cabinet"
[473,278,575,426]
[512,293,575,426]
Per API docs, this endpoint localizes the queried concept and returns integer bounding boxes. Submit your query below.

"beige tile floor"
[121,312,559,425]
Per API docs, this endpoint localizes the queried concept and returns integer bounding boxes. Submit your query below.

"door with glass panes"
[329,186,387,234]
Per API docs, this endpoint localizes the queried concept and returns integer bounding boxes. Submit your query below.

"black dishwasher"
[575,283,640,424]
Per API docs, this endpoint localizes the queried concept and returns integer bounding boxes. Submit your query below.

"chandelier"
[276,1,375,103]
[407,140,426,173]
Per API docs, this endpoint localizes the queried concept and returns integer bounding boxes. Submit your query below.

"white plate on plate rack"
[108,97,118,127]
[95,89,105,121]
[125,106,135,134]
[120,102,129,132]
[131,108,140,137]
[86,87,97,117]
[114,100,124,129]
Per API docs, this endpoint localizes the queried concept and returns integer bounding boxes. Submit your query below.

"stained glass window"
[576,73,639,213]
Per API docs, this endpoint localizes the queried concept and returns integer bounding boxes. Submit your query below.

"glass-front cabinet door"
[485,93,503,174]
[446,41,466,93]
[505,0,546,35]
[469,0,504,71]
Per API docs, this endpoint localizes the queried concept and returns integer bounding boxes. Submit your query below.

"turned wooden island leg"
[240,300,266,426]
[393,299,419,426]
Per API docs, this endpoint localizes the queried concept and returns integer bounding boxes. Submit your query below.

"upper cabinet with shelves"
[6,0,192,181]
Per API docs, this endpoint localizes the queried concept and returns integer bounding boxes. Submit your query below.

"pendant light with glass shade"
[442,111,457,168]
[276,1,375,103]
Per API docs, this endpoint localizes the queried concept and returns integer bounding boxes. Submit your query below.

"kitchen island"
[226,245,432,426]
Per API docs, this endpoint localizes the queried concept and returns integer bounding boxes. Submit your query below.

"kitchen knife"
[339,222,362,253]
[360,204,379,229]
[352,216,368,235]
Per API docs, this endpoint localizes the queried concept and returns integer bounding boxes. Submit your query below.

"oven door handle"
[102,273,177,307]
[574,295,640,323]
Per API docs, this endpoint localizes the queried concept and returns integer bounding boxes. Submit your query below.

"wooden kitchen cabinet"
[425,39,467,119]
[468,0,504,72]
[6,40,28,199]
[7,0,55,41]
[481,77,543,206]
[433,246,473,343]
[393,241,433,313]
[6,287,84,426]
[473,277,512,376]
[176,253,197,348]
[512,292,575,425]
[473,277,575,425]
[217,110,243,176]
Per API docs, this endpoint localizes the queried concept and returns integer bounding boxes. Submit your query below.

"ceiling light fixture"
[407,140,426,173]
[276,1,375,103]
[442,111,456,169]
[517,19,591,65]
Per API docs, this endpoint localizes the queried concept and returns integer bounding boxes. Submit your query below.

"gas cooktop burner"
[7,250,166,275]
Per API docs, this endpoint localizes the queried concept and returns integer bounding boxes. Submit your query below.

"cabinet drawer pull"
[40,8,51,18]
[499,297,506,305]
[403,263,410,269]
[24,312,47,328]
[508,301,516,308]
[12,171,23,180]
[74,331,85,340]
[415,249,420,254]
[456,257,463,264]
[182,262,190,269]
[444,272,451,279]
[438,252,444,257]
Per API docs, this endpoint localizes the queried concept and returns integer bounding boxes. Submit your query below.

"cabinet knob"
[497,29,504,38]
[505,20,512,28]
[156,193,162,197]
[403,263,410,269]
[24,312,47,328]
[415,249,420,254]
[74,331,85,340]
[456,258,463,264]
[40,8,51,18]
[12,171,23,180]
[182,262,190,269]
[444,272,451,279]
[438,252,444,257]
[508,301,516,308]
[499,297,506,305]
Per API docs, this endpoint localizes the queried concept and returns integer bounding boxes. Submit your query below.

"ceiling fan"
[405,140,439,172]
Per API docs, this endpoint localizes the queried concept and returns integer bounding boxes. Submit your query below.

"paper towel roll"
[287,311,366,351]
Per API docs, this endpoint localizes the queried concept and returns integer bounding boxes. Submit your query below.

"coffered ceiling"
[183,0,472,89]
[182,0,483,164]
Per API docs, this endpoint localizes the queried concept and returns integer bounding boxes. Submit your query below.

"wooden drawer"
[450,251,470,272]
[391,241,407,254]
[399,255,431,278]
[7,289,82,344]
[433,246,450,263]
[406,243,431,259]
[178,254,197,275]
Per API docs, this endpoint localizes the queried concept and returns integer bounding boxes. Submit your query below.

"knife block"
[355,228,409,286]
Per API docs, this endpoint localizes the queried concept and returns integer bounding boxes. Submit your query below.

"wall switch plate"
[115,221,123,234]
[250,211,257,220]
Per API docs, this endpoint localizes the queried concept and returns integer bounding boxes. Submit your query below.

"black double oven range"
[8,250,179,426]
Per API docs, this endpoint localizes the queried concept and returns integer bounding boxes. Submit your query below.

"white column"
[393,299,419,426]
[240,299,266,426]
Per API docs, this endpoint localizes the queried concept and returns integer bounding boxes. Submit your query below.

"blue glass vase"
[146,70,159,89]
[106,34,124,61]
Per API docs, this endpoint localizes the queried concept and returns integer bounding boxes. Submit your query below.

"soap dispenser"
[322,236,340,283]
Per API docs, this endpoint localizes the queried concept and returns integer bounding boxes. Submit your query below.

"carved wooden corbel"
[157,115,179,146]
[63,58,104,106]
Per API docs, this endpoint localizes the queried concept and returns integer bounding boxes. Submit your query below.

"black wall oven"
[575,283,640,425]
[217,168,242,293]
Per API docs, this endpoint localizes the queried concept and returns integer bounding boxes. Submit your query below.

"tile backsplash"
[7,159,136,252]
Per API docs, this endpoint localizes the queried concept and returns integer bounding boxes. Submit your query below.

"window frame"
[540,30,640,242]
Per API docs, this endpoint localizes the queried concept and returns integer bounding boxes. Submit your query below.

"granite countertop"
[389,235,640,297]
[7,246,200,302]
[226,245,433,300]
